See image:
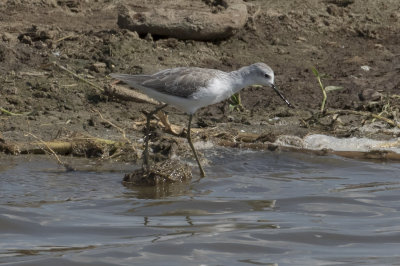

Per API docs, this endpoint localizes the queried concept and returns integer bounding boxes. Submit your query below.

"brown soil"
[1,0,400,163]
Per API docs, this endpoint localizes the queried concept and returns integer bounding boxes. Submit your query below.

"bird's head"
[249,63,294,108]
[248,62,275,87]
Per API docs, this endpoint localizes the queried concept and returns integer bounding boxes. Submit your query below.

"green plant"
[311,67,344,113]
[228,93,244,112]
[0,107,28,116]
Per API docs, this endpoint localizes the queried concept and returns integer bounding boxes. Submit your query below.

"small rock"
[34,41,47,49]
[326,5,341,16]
[4,86,18,95]
[87,116,97,127]
[20,35,32,45]
[44,39,54,48]
[144,33,153,42]
[276,47,287,54]
[2,32,16,42]
[360,89,382,101]
[125,30,140,39]
[319,115,334,126]
[90,62,107,73]
[296,36,307,42]
[39,30,57,40]
[335,114,358,126]
[270,37,283,45]
[391,12,400,21]
[361,65,371,71]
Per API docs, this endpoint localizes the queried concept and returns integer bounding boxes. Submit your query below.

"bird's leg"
[187,114,206,177]
[143,103,168,172]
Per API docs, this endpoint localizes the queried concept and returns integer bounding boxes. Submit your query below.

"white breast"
[191,77,234,106]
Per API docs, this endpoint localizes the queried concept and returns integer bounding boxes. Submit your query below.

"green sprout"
[0,107,27,116]
[311,67,344,113]
[228,93,244,112]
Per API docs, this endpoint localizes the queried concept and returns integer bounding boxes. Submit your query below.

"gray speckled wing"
[143,67,225,98]
[112,67,225,99]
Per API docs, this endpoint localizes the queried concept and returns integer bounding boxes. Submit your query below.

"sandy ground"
[1,0,400,163]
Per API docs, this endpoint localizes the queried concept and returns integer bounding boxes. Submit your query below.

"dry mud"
[1,0,400,165]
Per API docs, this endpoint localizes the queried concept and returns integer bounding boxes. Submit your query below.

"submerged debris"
[123,159,192,186]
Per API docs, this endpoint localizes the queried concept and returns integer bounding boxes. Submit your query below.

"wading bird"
[111,63,293,177]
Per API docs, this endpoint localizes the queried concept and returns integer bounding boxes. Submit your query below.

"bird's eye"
[264,73,270,79]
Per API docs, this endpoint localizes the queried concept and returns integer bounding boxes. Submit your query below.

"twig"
[370,113,399,128]
[373,100,390,122]
[19,71,48,77]
[52,61,104,92]
[93,108,132,145]
[25,132,75,171]
[156,111,182,136]
[54,34,77,43]
[106,83,158,104]
[326,110,400,129]
[391,94,400,99]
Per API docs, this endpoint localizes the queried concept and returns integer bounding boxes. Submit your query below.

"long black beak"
[272,84,294,108]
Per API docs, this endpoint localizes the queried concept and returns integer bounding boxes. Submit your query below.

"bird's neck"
[228,66,255,93]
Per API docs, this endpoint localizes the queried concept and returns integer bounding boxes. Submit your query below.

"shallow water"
[1,150,400,266]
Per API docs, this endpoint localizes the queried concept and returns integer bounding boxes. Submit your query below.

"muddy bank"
[1,0,400,168]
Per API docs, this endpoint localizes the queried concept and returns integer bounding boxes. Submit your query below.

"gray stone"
[360,89,382,101]
[117,0,248,41]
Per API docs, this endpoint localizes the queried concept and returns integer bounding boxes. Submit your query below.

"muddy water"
[1,151,400,265]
